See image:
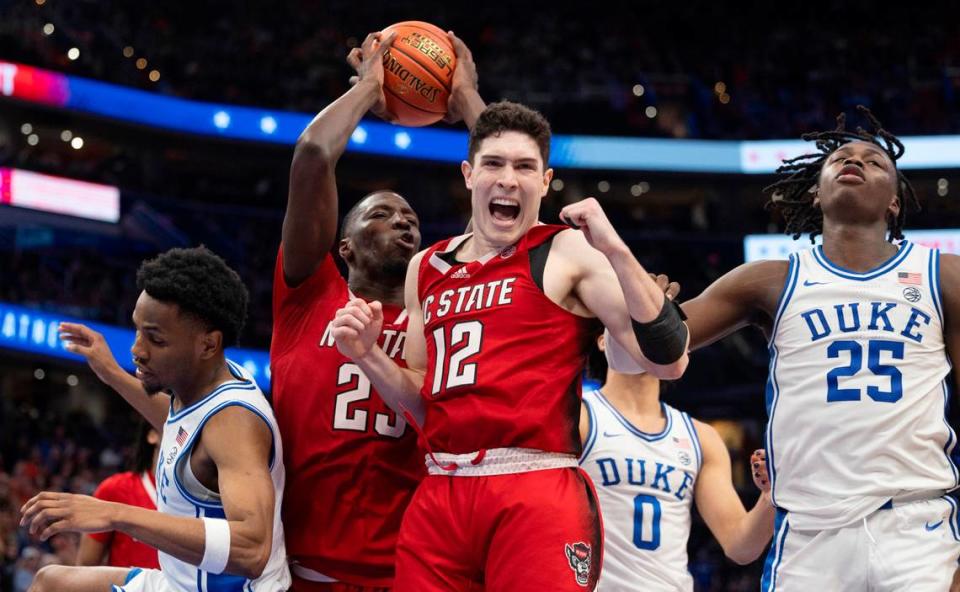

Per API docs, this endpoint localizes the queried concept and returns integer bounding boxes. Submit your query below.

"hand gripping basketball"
[332,298,384,360]
[346,31,397,123]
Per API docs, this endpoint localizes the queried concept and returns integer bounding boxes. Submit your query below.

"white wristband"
[199,517,231,574]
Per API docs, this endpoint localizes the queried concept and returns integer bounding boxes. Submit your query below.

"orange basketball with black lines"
[380,21,456,127]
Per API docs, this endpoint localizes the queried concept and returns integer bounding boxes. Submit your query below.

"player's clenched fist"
[751,449,771,493]
[559,197,628,257]
[332,298,384,359]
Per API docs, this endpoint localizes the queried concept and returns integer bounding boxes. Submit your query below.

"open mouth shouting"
[489,197,521,225]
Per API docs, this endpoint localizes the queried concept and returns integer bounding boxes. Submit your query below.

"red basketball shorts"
[394,466,603,591]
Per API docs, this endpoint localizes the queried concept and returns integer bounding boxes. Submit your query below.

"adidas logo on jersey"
[451,266,471,279]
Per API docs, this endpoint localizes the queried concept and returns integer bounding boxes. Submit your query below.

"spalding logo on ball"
[380,21,457,127]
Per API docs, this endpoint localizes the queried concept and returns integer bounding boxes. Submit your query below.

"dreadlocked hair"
[763,105,919,242]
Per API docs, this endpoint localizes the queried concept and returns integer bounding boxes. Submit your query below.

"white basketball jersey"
[155,360,291,591]
[580,391,701,592]
[767,241,958,531]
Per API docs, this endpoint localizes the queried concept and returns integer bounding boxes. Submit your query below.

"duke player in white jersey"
[583,333,774,591]
[21,247,291,592]
[675,108,960,590]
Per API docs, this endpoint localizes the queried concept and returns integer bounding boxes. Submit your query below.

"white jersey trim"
[810,240,913,281]
[593,390,673,442]
[679,412,703,472]
[172,400,278,510]
[765,251,801,508]
[579,395,598,463]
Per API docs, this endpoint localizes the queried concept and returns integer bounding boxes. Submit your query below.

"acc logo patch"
[564,541,592,587]
[902,286,921,303]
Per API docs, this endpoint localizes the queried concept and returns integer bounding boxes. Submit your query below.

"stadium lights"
[394,131,412,150]
[260,115,278,134]
[350,126,368,145]
[213,110,231,129]
[67,48,80,61]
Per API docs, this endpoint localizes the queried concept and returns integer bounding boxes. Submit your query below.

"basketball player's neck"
[347,271,405,307]
[170,359,235,411]
[820,220,898,273]
[601,371,664,429]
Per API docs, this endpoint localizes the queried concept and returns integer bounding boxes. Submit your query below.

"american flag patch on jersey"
[673,436,691,450]
[898,272,922,285]
[176,426,189,446]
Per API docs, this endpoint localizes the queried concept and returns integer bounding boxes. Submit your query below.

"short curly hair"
[468,101,552,167]
[136,246,249,347]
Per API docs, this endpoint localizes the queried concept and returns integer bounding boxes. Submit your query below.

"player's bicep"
[281,144,339,286]
[204,408,275,530]
[402,250,429,375]
[566,243,639,347]
[682,260,786,350]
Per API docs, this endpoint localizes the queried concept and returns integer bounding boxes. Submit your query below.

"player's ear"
[461,160,474,190]
[197,329,222,361]
[542,167,554,198]
[810,184,821,209]
[338,237,353,263]
[887,192,901,220]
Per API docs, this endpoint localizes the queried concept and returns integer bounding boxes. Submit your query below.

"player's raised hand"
[346,31,397,122]
[443,30,478,124]
[751,449,771,493]
[59,322,123,384]
[559,197,628,257]
[20,491,115,541]
[332,298,384,360]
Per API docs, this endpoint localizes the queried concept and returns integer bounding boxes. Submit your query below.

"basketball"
[380,21,456,127]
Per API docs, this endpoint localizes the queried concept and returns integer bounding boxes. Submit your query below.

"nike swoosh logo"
[603,431,623,438]
[925,520,944,531]
[803,280,828,287]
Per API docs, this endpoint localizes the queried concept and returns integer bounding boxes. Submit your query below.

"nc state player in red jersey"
[272,31,484,591]
[333,102,690,591]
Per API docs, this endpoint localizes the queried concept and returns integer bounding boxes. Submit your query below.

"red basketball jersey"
[271,250,424,586]
[88,471,160,569]
[417,225,599,456]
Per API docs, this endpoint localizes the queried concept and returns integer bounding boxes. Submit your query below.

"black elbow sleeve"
[631,299,688,365]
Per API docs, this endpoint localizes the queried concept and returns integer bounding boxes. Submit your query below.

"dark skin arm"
[938,254,960,592]
[681,259,790,348]
[281,32,395,286]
